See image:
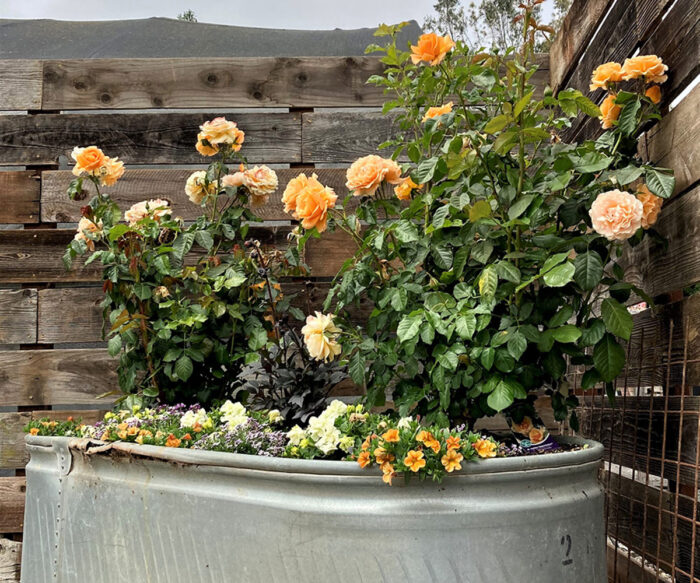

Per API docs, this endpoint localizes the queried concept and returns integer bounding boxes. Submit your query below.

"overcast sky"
[2,0,554,30]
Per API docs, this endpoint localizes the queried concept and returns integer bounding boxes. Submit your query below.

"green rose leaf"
[349,350,366,386]
[483,114,511,134]
[593,333,626,382]
[543,262,575,287]
[395,220,419,243]
[455,312,477,339]
[478,266,498,299]
[507,331,527,360]
[573,251,603,290]
[107,334,122,357]
[618,95,641,137]
[194,230,214,251]
[496,261,521,284]
[397,315,422,343]
[551,325,582,343]
[469,200,492,222]
[644,167,675,199]
[481,347,495,370]
[581,319,606,346]
[601,297,634,341]
[174,354,194,382]
[487,379,522,412]
[508,194,535,220]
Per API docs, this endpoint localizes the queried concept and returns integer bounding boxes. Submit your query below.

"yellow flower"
[589,62,624,91]
[97,156,125,187]
[126,426,139,437]
[124,199,171,225]
[185,170,218,205]
[446,436,461,451]
[287,173,337,233]
[301,311,342,362]
[599,93,621,130]
[410,33,455,66]
[242,165,279,206]
[197,117,245,152]
[404,449,426,472]
[621,55,668,84]
[394,177,420,201]
[422,101,453,122]
[636,184,663,228]
[473,439,497,458]
[441,449,464,472]
[381,463,396,485]
[382,428,400,443]
[357,451,371,468]
[29,427,39,436]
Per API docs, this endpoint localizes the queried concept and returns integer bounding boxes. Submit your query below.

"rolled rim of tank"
[26,434,602,478]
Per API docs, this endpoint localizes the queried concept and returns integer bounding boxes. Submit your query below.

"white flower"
[268,410,283,424]
[287,425,306,446]
[220,401,249,428]
[180,408,209,429]
[323,400,348,419]
[397,416,413,429]
[314,426,342,455]
[124,199,170,225]
[185,170,217,205]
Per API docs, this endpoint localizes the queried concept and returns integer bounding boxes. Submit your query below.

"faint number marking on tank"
[561,534,573,566]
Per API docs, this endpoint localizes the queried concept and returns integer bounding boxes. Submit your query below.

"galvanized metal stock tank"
[21,435,606,583]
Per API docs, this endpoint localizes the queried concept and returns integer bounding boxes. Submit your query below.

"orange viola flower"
[645,85,661,104]
[357,451,372,468]
[382,428,400,443]
[599,93,621,130]
[381,463,397,485]
[473,438,498,459]
[29,427,40,436]
[410,32,455,66]
[117,429,128,440]
[374,447,395,465]
[422,101,454,122]
[446,436,461,451]
[165,434,181,448]
[441,449,464,472]
[404,449,426,472]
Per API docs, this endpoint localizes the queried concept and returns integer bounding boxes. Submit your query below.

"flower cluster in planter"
[26,400,503,485]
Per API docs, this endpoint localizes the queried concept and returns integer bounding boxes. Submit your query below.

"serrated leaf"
[514,90,534,117]
[349,351,366,386]
[593,333,626,382]
[478,266,498,299]
[395,220,419,243]
[548,305,574,328]
[487,379,517,411]
[543,262,575,287]
[496,261,521,283]
[483,114,511,134]
[581,319,606,346]
[481,347,495,370]
[432,244,453,270]
[195,230,214,251]
[618,95,641,137]
[107,335,122,357]
[551,325,582,343]
[455,312,477,339]
[601,297,633,341]
[507,332,527,360]
[397,315,422,343]
[174,355,194,381]
[163,348,182,362]
[508,194,535,220]
[644,167,675,199]
[574,251,603,290]
[471,240,493,264]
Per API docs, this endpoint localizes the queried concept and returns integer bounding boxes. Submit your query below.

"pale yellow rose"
[185,170,218,205]
[589,62,624,91]
[124,199,171,225]
[621,55,668,84]
[198,117,245,150]
[97,156,125,187]
[301,311,342,362]
[636,184,663,229]
[195,131,219,156]
[346,155,402,197]
[243,165,278,205]
[74,217,103,251]
[589,189,643,241]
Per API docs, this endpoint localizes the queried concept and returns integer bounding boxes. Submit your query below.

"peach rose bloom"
[243,165,278,199]
[195,131,219,156]
[422,101,454,122]
[645,85,661,104]
[98,157,125,187]
[636,184,663,228]
[281,173,310,215]
[301,311,342,362]
[124,199,171,225]
[599,93,621,129]
[71,146,106,176]
[473,438,497,458]
[185,170,218,205]
[410,32,455,66]
[589,62,624,91]
[198,117,245,150]
[394,177,419,201]
[221,172,245,188]
[294,173,337,232]
[621,55,668,84]
[346,155,402,197]
[74,217,103,251]
[589,189,643,241]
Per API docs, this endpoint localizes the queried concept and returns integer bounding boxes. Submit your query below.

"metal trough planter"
[21,435,606,583]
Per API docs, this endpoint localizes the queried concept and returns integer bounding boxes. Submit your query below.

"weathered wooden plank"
[578,396,700,484]
[302,111,401,164]
[0,537,21,582]
[0,226,353,283]
[36,279,373,344]
[0,112,301,166]
[0,289,36,344]
[41,57,385,110]
[623,186,700,298]
[0,171,40,224]
[641,85,700,198]
[604,470,675,569]
[0,60,43,111]
[0,349,117,407]
[549,0,614,91]
[41,167,355,223]
[0,479,25,534]
[606,541,662,583]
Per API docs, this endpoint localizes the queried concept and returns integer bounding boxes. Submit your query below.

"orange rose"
[195,131,219,156]
[645,85,661,104]
[198,117,245,150]
[589,189,643,241]
[394,177,420,201]
[422,101,454,122]
[441,449,464,472]
[621,55,668,84]
[382,428,400,443]
[293,174,337,232]
[636,184,663,228]
[589,62,624,91]
[346,155,402,197]
[410,32,455,66]
[71,146,106,176]
[281,173,310,215]
[473,438,497,458]
[357,451,371,468]
[528,428,546,444]
[98,156,125,187]
[599,93,621,130]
